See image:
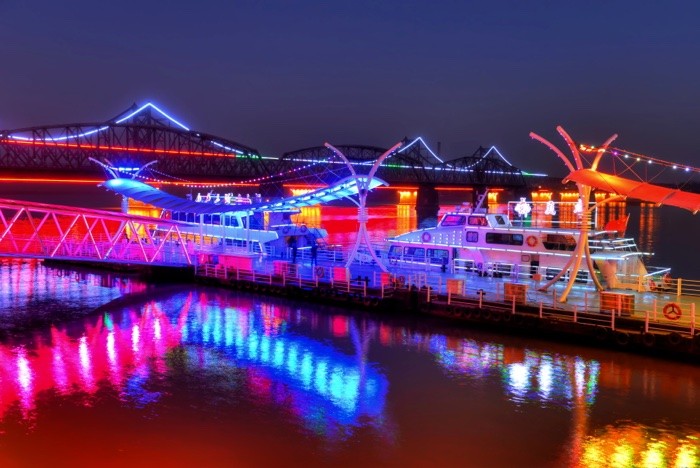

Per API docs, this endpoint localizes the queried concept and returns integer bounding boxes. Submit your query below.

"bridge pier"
[416,184,440,228]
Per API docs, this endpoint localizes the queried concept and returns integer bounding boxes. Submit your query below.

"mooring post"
[691,304,696,336]
[645,310,649,333]
[611,308,616,331]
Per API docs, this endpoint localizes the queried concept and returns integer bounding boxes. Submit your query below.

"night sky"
[1,0,699,175]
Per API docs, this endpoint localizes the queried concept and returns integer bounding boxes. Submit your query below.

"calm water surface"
[0,260,699,467]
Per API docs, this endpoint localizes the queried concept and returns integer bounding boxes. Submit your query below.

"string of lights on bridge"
[579,144,700,175]
[134,160,327,189]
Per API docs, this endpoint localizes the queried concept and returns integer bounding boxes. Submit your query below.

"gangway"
[0,198,192,267]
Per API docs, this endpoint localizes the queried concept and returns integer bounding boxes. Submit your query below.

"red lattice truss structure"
[0,199,192,265]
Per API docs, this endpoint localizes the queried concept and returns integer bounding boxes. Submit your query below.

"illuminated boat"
[386,199,668,292]
[102,176,386,256]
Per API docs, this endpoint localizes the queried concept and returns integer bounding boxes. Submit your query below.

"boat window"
[493,215,508,226]
[542,234,577,251]
[388,245,402,257]
[427,249,448,265]
[467,216,488,226]
[440,215,466,227]
[466,231,478,243]
[187,213,195,223]
[203,215,211,225]
[485,232,524,246]
[194,215,201,223]
[212,215,221,225]
[403,247,425,260]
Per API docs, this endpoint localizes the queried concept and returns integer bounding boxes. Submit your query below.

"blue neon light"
[115,103,190,131]
[398,137,445,163]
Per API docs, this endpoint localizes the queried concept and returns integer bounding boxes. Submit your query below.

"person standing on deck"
[291,237,298,263]
[311,242,318,266]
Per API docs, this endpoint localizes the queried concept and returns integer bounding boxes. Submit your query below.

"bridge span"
[0,102,529,192]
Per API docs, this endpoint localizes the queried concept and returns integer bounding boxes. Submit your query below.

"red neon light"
[1,138,244,159]
[0,177,104,184]
[0,176,258,187]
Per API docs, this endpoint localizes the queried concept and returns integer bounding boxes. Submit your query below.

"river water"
[0,195,699,466]
[0,260,698,467]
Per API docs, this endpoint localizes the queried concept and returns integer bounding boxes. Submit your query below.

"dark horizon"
[1,0,699,178]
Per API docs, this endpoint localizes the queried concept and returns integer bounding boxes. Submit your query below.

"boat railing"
[589,237,640,252]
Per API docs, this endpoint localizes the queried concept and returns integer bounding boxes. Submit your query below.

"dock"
[192,248,700,360]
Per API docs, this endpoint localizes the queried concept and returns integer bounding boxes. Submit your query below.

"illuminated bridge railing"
[0,198,192,266]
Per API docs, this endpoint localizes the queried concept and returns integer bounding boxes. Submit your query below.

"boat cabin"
[439,213,512,229]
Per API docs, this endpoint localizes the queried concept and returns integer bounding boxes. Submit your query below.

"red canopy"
[565,169,700,214]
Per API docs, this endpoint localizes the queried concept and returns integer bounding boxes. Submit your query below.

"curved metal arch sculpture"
[0,103,268,180]
[530,126,621,302]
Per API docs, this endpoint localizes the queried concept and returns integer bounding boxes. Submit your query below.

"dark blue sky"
[1,0,699,175]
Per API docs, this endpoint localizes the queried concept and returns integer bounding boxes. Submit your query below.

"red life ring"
[648,279,657,291]
[282,226,290,235]
[526,235,538,247]
[315,266,324,278]
[421,231,432,242]
[663,303,682,321]
[300,225,308,234]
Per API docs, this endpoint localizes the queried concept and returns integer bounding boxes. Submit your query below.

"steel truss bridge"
[0,102,526,189]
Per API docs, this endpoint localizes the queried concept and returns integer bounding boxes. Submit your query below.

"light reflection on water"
[0,212,698,466]
[0,277,698,465]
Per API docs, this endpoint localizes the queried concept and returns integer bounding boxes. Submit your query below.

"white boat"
[167,202,326,255]
[386,199,670,292]
[102,176,387,258]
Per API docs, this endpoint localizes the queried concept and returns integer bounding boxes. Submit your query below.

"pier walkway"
[0,198,192,267]
[194,247,700,357]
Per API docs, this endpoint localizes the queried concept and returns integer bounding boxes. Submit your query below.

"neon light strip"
[8,103,189,144]
[0,177,105,184]
[2,138,244,158]
[5,103,252,158]
[115,103,189,130]
[485,146,516,166]
[285,157,522,175]
[398,137,445,163]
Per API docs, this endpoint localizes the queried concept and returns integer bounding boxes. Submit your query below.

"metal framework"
[0,198,192,266]
[1,104,526,189]
[530,126,618,302]
[279,138,527,188]
[0,103,268,180]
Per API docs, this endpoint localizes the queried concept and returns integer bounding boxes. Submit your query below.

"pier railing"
[196,259,700,343]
